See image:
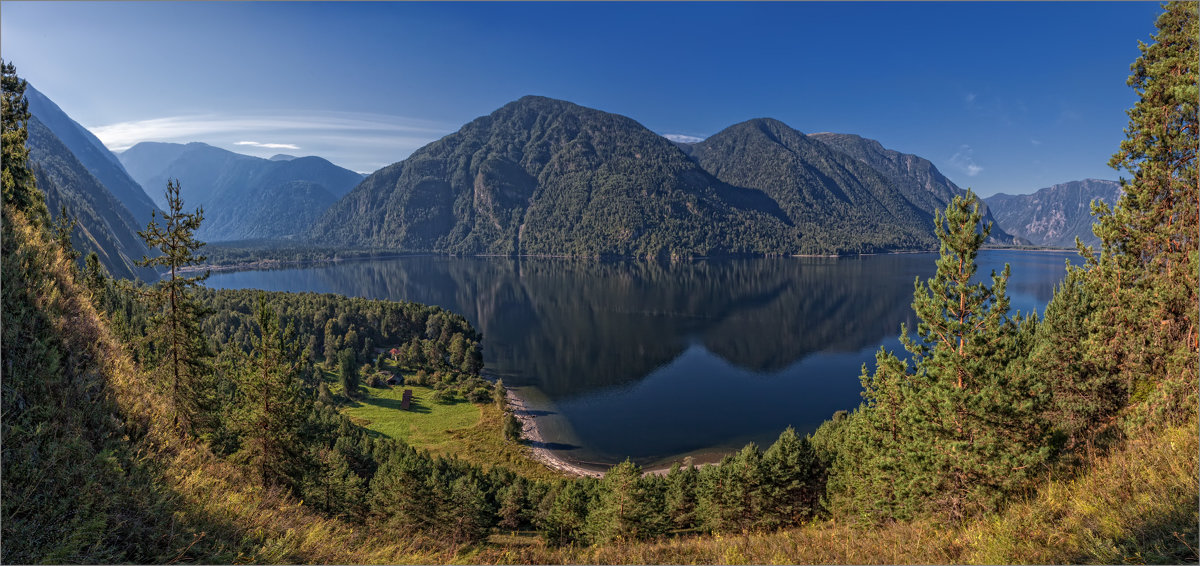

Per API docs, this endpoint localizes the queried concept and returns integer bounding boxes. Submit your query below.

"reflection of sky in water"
[208,250,1080,468]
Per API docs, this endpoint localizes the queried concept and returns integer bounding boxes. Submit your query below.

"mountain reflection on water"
[207,250,1077,468]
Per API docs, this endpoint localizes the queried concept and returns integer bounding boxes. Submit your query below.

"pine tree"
[761,427,823,527]
[1088,0,1198,426]
[137,180,212,435]
[586,459,664,543]
[369,445,434,531]
[902,192,1049,519]
[339,348,360,399]
[663,458,698,530]
[1,60,48,226]
[828,192,1050,521]
[539,480,591,546]
[1028,267,1123,457]
[496,481,528,531]
[233,296,311,490]
[322,319,339,366]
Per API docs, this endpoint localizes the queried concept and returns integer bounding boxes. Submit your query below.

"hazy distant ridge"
[119,142,365,241]
[984,179,1122,248]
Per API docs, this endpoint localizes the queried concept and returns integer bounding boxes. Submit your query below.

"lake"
[207,250,1080,471]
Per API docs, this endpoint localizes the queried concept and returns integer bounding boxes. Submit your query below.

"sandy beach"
[504,389,711,479]
[505,389,605,478]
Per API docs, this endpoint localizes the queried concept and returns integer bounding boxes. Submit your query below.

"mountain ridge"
[807,132,1024,245]
[26,115,159,281]
[984,178,1122,247]
[25,84,161,228]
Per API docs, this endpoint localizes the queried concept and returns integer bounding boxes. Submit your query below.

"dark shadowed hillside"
[25,84,161,228]
[26,116,158,281]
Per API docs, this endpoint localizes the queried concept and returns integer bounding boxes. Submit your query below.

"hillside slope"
[26,116,158,281]
[808,132,1025,245]
[686,119,937,253]
[26,84,161,228]
[984,179,1122,247]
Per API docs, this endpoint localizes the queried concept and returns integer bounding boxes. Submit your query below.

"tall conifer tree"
[234,296,311,490]
[137,180,212,435]
[828,192,1049,521]
[1087,0,1198,425]
[1,60,47,226]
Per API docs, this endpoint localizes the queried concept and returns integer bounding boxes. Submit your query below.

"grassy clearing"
[343,384,480,449]
[337,375,564,481]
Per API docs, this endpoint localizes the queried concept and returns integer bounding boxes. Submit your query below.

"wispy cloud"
[661,133,706,144]
[965,92,977,105]
[1030,139,1042,146]
[86,111,456,172]
[949,145,983,177]
[234,140,300,150]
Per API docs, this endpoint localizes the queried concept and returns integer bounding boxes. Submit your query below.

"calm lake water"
[207,250,1080,471]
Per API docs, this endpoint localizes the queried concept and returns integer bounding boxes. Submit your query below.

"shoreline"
[505,390,605,478]
[504,389,715,479]
[183,246,1076,276]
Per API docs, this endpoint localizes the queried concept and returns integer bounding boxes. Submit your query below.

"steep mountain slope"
[685,119,938,253]
[983,179,1122,248]
[311,96,792,257]
[26,116,159,281]
[808,132,1024,245]
[25,85,161,228]
[119,142,364,241]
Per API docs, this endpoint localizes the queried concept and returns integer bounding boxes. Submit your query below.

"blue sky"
[1,1,1162,195]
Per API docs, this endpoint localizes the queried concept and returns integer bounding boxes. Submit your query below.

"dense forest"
[1,2,1196,563]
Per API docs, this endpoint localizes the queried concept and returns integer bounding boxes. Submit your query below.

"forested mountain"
[25,84,161,228]
[119,141,364,241]
[683,119,939,252]
[807,132,1024,245]
[26,116,159,281]
[310,96,795,257]
[312,97,998,256]
[984,179,1122,247]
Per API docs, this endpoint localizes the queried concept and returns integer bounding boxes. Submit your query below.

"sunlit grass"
[342,383,480,449]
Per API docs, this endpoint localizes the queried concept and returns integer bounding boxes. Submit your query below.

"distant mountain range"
[311,96,1024,256]
[28,86,1087,268]
[120,142,364,242]
[984,179,1122,248]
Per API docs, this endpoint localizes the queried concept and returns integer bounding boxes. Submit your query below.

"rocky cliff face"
[984,179,1122,247]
